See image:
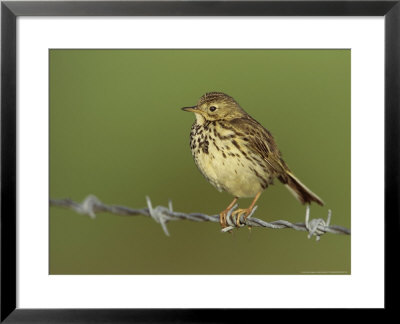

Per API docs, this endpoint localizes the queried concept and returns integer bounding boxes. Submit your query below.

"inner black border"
[1,1,399,322]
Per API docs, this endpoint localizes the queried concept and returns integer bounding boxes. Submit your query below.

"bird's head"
[182,92,246,123]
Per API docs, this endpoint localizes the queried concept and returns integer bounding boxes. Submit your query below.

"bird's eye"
[209,106,217,112]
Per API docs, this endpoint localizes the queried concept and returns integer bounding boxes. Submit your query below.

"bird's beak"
[181,105,198,113]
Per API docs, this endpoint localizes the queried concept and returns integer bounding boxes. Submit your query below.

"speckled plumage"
[183,92,323,227]
[190,118,274,198]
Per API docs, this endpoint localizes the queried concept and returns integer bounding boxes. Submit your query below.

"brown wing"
[229,117,324,206]
[228,116,289,177]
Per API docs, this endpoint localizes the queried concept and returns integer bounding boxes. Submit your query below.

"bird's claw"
[232,208,252,226]
[219,210,228,228]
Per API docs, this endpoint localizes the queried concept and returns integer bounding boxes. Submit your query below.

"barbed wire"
[50,195,350,241]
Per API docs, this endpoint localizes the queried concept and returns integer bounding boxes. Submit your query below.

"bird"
[182,92,324,228]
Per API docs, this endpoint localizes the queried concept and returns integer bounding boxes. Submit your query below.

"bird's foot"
[232,208,252,227]
[219,209,230,229]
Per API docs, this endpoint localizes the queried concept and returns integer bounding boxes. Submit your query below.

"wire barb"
[50,195,350,240]
[305,205,332,241]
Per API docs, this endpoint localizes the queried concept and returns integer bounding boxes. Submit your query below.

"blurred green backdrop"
[49,49,350,274]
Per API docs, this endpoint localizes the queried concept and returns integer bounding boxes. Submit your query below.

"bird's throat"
[194,113,206,125]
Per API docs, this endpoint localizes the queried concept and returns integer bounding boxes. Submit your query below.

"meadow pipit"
[182,92,324,228]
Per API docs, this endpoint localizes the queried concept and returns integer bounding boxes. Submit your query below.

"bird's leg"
[219,197,238,228]
[232,191,262,226]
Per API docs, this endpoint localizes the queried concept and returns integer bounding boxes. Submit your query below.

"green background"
[49,49,351,274]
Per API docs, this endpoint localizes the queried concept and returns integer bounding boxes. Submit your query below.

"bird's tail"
[280,171,324,206]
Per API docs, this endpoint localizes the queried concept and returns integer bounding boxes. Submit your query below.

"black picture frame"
[1,0,398,321]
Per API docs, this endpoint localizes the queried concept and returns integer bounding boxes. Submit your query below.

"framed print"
[1,0,398,321]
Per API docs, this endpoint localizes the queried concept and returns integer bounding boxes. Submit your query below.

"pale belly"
[193,138,270,198]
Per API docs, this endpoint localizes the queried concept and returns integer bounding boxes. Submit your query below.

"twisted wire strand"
[49,195,351,241]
